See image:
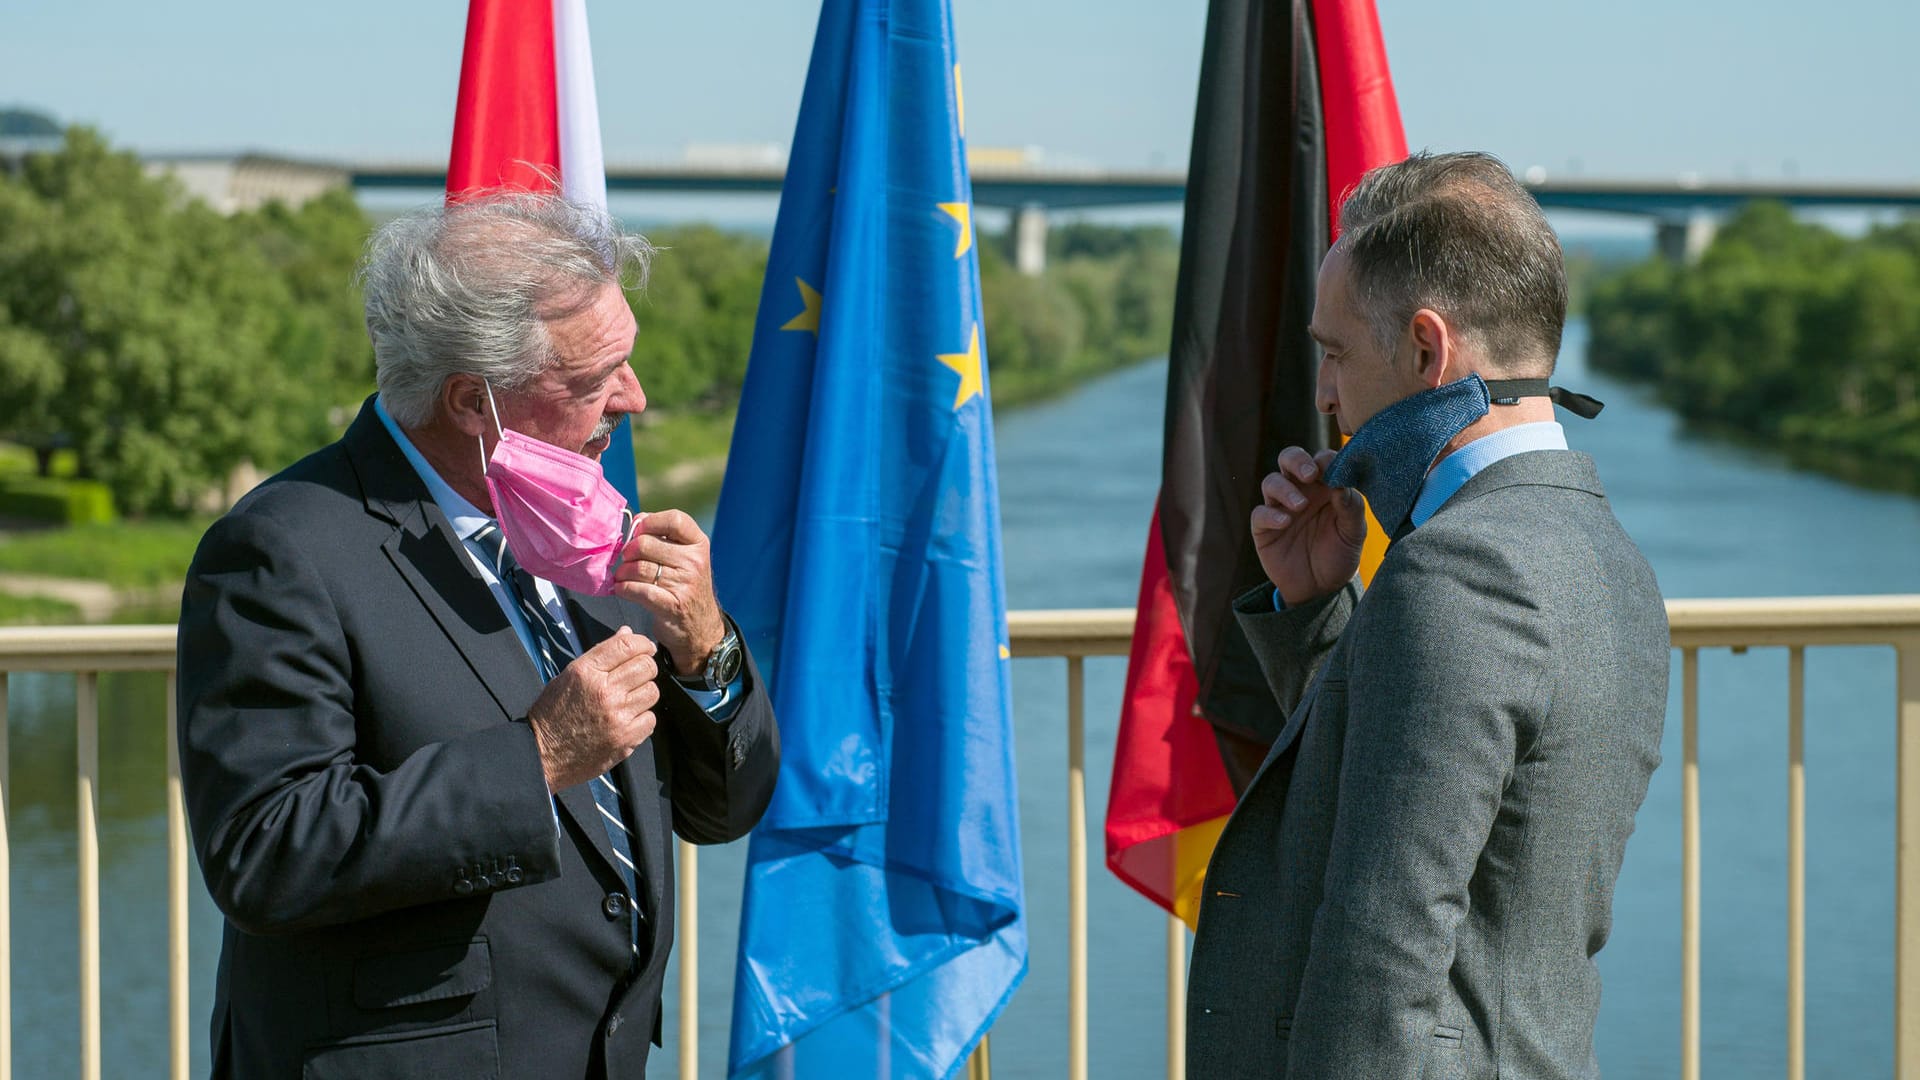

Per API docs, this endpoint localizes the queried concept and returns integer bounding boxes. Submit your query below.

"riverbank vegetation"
[1588,202,1920,485]
[0,128,1174,619]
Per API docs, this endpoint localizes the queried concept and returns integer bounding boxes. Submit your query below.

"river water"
[7,319,1920,1077]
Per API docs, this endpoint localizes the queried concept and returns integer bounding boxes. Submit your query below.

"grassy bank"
[0,592,82,625]
[0,518,208,587]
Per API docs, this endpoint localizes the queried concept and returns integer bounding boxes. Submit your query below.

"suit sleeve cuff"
[682,673,746,723]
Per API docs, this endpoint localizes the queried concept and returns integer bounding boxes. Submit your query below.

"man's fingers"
[603,648,659,687]
[623,533,699,572]
[610,580,675,610]
[629,679,660,715]
[1260,471,1309,512]
[622,710,658,752]
[1251,504,1292,534]
[580,626,652,670]
[1312,447,1341,476]
[635,508,705,545]
[1276,446,1319,484]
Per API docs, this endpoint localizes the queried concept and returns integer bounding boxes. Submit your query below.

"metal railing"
[1,595,1917,1079]
[0,626,187,1080]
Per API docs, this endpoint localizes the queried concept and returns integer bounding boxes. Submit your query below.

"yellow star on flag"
[998,644,1011,660]
[937,324,983,409]
[954,64,965,138]
[938,202,972,258]
[780,277,823,335]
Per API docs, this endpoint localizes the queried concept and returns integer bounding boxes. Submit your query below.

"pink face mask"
[478,382,635,596]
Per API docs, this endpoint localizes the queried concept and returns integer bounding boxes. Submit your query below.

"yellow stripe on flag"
[1170,815,1232,930]
[1356,499,1389,586]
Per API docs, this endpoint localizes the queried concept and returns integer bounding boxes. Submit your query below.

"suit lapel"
[342,400,548,722]
[554,782,625,885]
[1244,657,1339,793]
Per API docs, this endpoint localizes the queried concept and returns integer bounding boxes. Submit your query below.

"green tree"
[0,128,373,514]
[628,225,768,409]
[233,188,378,443]
[1588,201,1920,484]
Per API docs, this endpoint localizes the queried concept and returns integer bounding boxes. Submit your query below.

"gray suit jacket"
[1186,449,1668,1080]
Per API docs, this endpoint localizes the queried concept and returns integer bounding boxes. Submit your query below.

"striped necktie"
[470,521,644,936]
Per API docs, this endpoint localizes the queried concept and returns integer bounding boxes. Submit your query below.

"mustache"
[589,413,620,442]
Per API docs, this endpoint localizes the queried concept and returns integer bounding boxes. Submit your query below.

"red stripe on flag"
[448,0,560,197]
[1105,503,1238,917]
[1311,0,1407,233]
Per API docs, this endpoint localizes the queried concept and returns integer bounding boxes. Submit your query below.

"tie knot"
[470,521,517,578]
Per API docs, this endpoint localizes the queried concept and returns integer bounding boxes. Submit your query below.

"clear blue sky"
[4,0,1917,182]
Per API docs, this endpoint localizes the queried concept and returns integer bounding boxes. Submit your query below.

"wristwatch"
[673,623,743,693]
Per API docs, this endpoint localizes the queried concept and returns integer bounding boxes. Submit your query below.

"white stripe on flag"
[553,0,607,212]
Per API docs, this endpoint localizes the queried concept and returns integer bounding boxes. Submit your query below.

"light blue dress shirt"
[1274,421,1569,610]
[1407,421,1568,529]
[373,395,738,716]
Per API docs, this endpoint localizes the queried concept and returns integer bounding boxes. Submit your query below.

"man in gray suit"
[1186,152,1668,1078]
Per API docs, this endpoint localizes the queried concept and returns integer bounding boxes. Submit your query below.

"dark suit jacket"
[176,399,779,1079]
[1187,450,1668,1080]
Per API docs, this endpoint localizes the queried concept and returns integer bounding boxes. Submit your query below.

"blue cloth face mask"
[1324,374,1493,542]
[1323,374,1606,541]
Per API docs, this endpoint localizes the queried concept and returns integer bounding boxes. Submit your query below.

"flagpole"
[966,1036,992,1079]
[679,838,698,1080]
[874,991,890,1079]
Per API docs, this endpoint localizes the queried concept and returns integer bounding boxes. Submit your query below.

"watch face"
[715,638,744,686]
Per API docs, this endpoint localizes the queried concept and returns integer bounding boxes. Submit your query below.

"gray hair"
[361,190,656,426]
[1336,151,1566,374]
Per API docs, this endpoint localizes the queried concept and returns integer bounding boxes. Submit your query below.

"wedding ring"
[651,562,663,586]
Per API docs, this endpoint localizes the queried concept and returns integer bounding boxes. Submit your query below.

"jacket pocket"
[354,938,492,1009]
[303,1019,498,1080]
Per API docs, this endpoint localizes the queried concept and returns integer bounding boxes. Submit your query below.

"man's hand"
[1253,446,1368,607]
[611,509,727,678]
[527,627,660,792]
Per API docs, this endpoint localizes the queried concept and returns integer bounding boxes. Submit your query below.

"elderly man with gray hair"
[177,191,779,1079]
[1185,152,1667,1078]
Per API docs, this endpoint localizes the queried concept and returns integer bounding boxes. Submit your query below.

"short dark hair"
[1337,151,1566,374]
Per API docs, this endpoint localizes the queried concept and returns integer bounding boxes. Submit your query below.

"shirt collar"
[1408,421,1568,529]
[373,395,493,542]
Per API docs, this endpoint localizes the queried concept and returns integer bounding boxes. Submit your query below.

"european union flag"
[711,0,1026,1075]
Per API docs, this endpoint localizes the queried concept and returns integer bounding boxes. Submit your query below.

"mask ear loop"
[477,380,506,475]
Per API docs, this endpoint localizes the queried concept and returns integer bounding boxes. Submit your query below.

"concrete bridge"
[110,149,1920,273]
[350,160,1190,273]
[354,162,1920,270]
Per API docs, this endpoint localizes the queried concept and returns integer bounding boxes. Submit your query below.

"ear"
[1406,308,1454,390]
[441,373,493,438]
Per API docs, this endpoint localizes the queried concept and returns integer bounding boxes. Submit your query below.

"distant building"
[682,142,787,169]
[966,145,1045,173]
[140,154,350,215]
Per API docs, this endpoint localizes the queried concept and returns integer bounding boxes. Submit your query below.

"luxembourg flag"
[446,0,641,508]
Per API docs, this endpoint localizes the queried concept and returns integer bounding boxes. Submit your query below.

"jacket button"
[607,1013,622,1036]
[604,893,628,919]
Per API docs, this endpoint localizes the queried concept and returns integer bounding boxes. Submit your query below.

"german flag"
[1104,0,1406,926]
